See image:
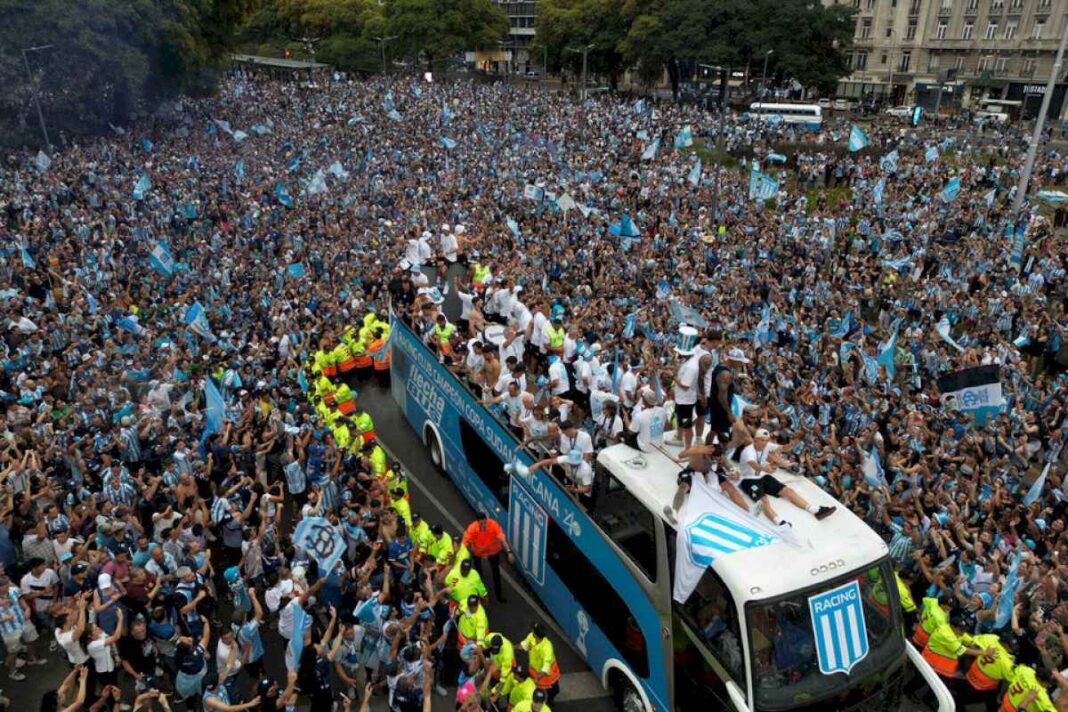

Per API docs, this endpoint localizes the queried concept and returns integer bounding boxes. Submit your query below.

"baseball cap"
[754,428,771,439]
[726,347,751,364]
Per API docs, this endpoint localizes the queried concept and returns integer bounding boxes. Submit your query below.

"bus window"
[674,567,746,685]
[458,417,509,506]
[545,515,650,678]
[590,463,658,582]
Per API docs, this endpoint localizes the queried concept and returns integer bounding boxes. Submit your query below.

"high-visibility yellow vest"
[392,496,412,528]
[919,597,947,636]
[896,573,916,613]
[410,519,432,553]
[428,532,454,565]
[445,569,486,604]
[547,325,565,349]
[457,604,488,644]
[473,263,491,284]
[354,411,375,436]
[487,633,516,680]
[434,322,455,345]
[966,634,1014,690]
[521,633,557,677]
[1004,665,1056,712]
[507,678,537,708]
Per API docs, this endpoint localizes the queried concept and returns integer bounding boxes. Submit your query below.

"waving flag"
[203,377,225,437]
[937,365,1004,425]
[879,150,899,173]
[872,178,885,206]
[830,311,852,339]
[674,125,693,149]
[212,119,234,136]
[673,476,780,602]
[861,350,880,383]
[441,137,457,150]
[183,301,215,342]
[609,214,641,238]
[766,152,787,164]
[641,137,661,161]
[633,99,645,115]
[862,447,889,489]
[848,125,869,152]
[655,277,670,300]
[149,241,175,277]
[1023,463,1049,506]
[305,170,327,196]
[731,393,753,418]
[940,176,961,203]
[984,188,996,208]
[133,173,151,201]
[883,254,911,271]
[748,166,779,202]
[687,158,702,186]
[234,159,245,182]
[34,150,50,172]
[925,146,939,163]
[387,108,403,122]
[142,137,153,153]
[275,182,294,208]
[994,553,1022,629]
[622,313,637,340]
[232,130,248,142]
[877,330,897,377]
[327,161,349,179]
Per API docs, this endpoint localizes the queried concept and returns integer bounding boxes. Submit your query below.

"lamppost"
[565,44,594,100]
[374,35,398,75]
[21,44,53,151]
[761,49,774,98]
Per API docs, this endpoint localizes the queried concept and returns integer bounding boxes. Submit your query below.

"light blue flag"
[19,244,35,270]
[441,102,452,126]
[940,176,961,203]
[327,161,349,179]
[863,447,889,489]
[294,517,346,577]
[347,116,363,126]
[674,125,693,149]
[441,137,457,150]
[655,277,670,300]
[633,99,645,115]
[752,304,772,348]
[609,214,641,238]
[839,340,854,368]
[848,125,869,152]
[305,170,327,196]
[622,313,637,340]
[234,159,245,182]
[994,553,1022,629]
[384,89,394,110]
[82,288,98,316]
[183,301,215,342]
[204,377,225,437]
[287,156,302,172]
[641,138,660,161]
[34,150,50,172]
[250,122,271,136]
[1023,463,1049,506]
[387,108,403,122]
[879,150,898,173]
[861,350,880,383]
[275,182,294,208]
[142,137,153,153]
[505,217,520,239]
[766,152,787,164]
[115,315,144,336]
[872,178,885,206]
[830,311,852,339]
[748,166,779,201]
[925,146,939,163]
[883,254,911,271]
[148,241,174,277]
[133,173,150,201]
[984,188,996,208]
[687,158,702,187]
[287,263,306,280]
[877,330,897,377]
[731,393,752,418]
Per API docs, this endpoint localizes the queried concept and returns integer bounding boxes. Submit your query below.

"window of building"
[856,51,869,70]
[937,21,948,38]
[963,22,974,39]
[991,0,1003,9]
[940,0,953,9]
[546,514,650,677]
[977,56,990,71]
[1010,0,1023,8]
[966,0,979,9]
[861,18,873,38]
[852,0,860,8]
[881,52,889,64]
[1039,0,1050,7]
[906,21,917,39]
[899,51,912,72]
[995,57,1009,74]
[589,463,658,582]
[866,0,876,9]
[985,22,998,39]
[955,55,966,70]
[1023,57,1037,76]
[886,25,893,37]
[929,53,941,70]
[1004,20,1017,38]
[458,417,510,506]
[1033,19,1045,38]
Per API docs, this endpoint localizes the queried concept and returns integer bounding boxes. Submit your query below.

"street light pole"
[761,50,774,99]
[21,45,53,151]
[1012,17,1068,214]
[374,35,398,75]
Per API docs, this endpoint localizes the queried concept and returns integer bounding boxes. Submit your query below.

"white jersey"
[630,405,667,453]
[674,355,701,406]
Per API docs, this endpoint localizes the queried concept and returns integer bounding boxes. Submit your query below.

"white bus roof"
[597,438,889,602]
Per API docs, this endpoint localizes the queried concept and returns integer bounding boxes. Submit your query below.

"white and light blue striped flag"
[766,152,787,164]
[234,159,245,182]
[861,350,880,383]
[731,393,753,418]
[633,99,645,115]
[878,330,897,378]
[687,158,702,187]
[34,150,50,172]
[641,137,660,161]
[327,161,349,179]
[994,553,1022,629]
[984,188,996,208]
[748,166,779,201]
[506,216,520,239]
[203,377,225,437]
[674,125,693,149]
[386,108,403,122]
[830,311,852,338]
[441,137,457,150]
[305,170,327,196]
[116,314,144,336]
[19,244,35,270]
[848,125,869,152]
[862,447,889,489]
[925,146,939,163]
[622,312,637,340]
[879,150,898,173]
[1023,463,1049,506]
[609,214,641,238]
[883,254,911,271]
[133,173,151,201]
[275,182,294,208]
[940,176,961,203]
[872,178,885,206]
[142,137,153,153]
[183,301,215,342]
[149,241,175,278]
[655,277,670,300]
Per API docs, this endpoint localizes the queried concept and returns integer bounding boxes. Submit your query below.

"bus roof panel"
[597,441,889,601]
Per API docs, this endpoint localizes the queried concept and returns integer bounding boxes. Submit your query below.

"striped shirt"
[0,588,25,636]
[103,480,137,507]
[120,426,142,463]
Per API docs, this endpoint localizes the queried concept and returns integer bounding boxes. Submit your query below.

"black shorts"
[695,400,709,417]
[739,475,786,501]
[676,403,695,429]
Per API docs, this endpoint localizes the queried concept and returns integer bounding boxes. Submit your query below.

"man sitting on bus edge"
[733,429,836,527]
[663,435,750,524]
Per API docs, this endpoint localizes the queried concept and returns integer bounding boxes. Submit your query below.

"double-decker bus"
[389,313,953,711]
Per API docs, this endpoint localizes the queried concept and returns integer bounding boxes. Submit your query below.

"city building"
[829,0,1068,118]
[471,1,537,74]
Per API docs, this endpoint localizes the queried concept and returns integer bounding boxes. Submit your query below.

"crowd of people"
[0,64,1065,712]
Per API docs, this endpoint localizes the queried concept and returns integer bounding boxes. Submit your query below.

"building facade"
[829,0,1068,118]
[494,0,538,74]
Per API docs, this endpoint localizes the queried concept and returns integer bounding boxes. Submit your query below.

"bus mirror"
[724,681,752,712]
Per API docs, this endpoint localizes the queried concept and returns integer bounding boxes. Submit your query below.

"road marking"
[374,428,609,699]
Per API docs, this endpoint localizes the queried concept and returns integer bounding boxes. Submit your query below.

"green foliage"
[0,0,254,146]
[385,0,508,68]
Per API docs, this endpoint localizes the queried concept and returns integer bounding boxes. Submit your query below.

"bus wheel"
[609,671,644,712]
[425,427,444,471]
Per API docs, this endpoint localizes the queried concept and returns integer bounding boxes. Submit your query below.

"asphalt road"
[15,373,613,712]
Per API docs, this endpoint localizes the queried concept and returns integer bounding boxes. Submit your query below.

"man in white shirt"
[735,429,835,527]
[625,390,668,453]
[673,351,702,451]
[618,362,641,410]
[547,355,570,397]
[20,558,59,618]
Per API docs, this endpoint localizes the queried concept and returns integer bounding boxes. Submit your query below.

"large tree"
[386,0,508,69]
[535,0,628,87]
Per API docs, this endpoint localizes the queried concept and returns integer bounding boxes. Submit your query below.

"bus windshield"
[746,560,904,711]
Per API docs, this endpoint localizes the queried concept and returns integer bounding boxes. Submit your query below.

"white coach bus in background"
[748,102,823,130]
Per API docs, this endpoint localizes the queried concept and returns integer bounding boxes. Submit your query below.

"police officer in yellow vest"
[455,594,489,647]
[1001,664,1057,712]
[352,406,376,447]
[472,261,491,290]
[545,318,565,355]
[503,668,537,710]
[520,622,560,700]
[433,314,456,357]
[963,633,1014,702]
[410,511,432,554]
[485,633,517,687]
[922,615,988,682]
[896,572,917,618]
[445,558,487,605]
[512,688,550,712]
[913,596,948,648]
[427,524,455,571]
[390,486,412,528]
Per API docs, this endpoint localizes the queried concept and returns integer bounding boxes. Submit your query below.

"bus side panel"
[390,320,670,710]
